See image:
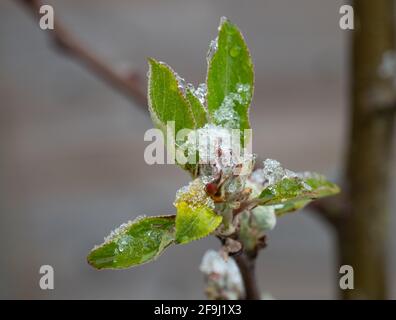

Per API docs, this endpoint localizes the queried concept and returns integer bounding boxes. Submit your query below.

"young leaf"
[271,199,311,216]
[258,174,340,216]
[147,58,195,134]
[206,17,254,136]
[175,202,222,244]
[186,88,208,128]
[87,215,176,269]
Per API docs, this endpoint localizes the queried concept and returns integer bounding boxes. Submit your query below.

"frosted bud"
[251,206,276,231]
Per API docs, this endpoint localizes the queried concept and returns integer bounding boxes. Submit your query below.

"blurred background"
[0,0,395,299]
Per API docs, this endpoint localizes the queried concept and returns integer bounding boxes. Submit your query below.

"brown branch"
[217,236,261,300]
[233,199,260,217]
[233,253,261,300]
[17,0,147,108]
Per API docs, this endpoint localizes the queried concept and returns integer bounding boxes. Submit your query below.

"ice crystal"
[207,37,218,63]
[213,83,251,129]
[116,235,132,253]
[90,216,146,251]
[183,124,254,178]
[219,16,228,30]
[102,216,145,244]
[174,178,215,209]
[251,206,276,231]
[225,177,243,194]
[213,97,240,129]
[194,83,207,105]
[249,159,315,192]
[184,82,207,106]
[175,73,186,93]
[262,159,287,185]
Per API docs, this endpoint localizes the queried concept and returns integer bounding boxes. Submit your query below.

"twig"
[233,199,260,216]
[233,253,261,300]
[17,0,147,108]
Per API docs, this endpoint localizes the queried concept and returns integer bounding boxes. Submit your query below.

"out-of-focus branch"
[17,0,147,108]
[307,190,350,230]
[339,0,395,299]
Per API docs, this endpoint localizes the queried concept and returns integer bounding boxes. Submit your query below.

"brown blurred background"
[0,0,395,299]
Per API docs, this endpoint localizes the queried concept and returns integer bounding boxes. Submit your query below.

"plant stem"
[233,253,261,300]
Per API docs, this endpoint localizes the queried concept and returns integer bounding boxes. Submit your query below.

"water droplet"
[229,46,241,58]
[117,235,132,253]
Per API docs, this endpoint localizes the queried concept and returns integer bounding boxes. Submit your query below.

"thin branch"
[233,199,260,217]
[233,253,261,300]
[17,0,147,108]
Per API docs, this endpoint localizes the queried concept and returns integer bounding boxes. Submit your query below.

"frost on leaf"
[206,37,218,64]
[174,179,222,244]
[192,83,208,106]
[185,83,208,129]
[87,215,176,269]
[206,17,254,145]
[177,123,255,234]
[248,159,340,216]
[200,250,244,300]
[182,124,255,178]
[174,178,215,210]
[213,83,252,129]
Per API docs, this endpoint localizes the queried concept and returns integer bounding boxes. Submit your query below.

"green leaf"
[175,202,222,244]
[186,88,208,128]
[304,176,341,198]
[87,215,176,269]
[147,58,195,135]
[272,199,311,216]
[258,174,340,216]
[206,17,254,137]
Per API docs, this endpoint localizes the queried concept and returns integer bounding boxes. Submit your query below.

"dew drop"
[117,235,132,253]
[230,46,241,58]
